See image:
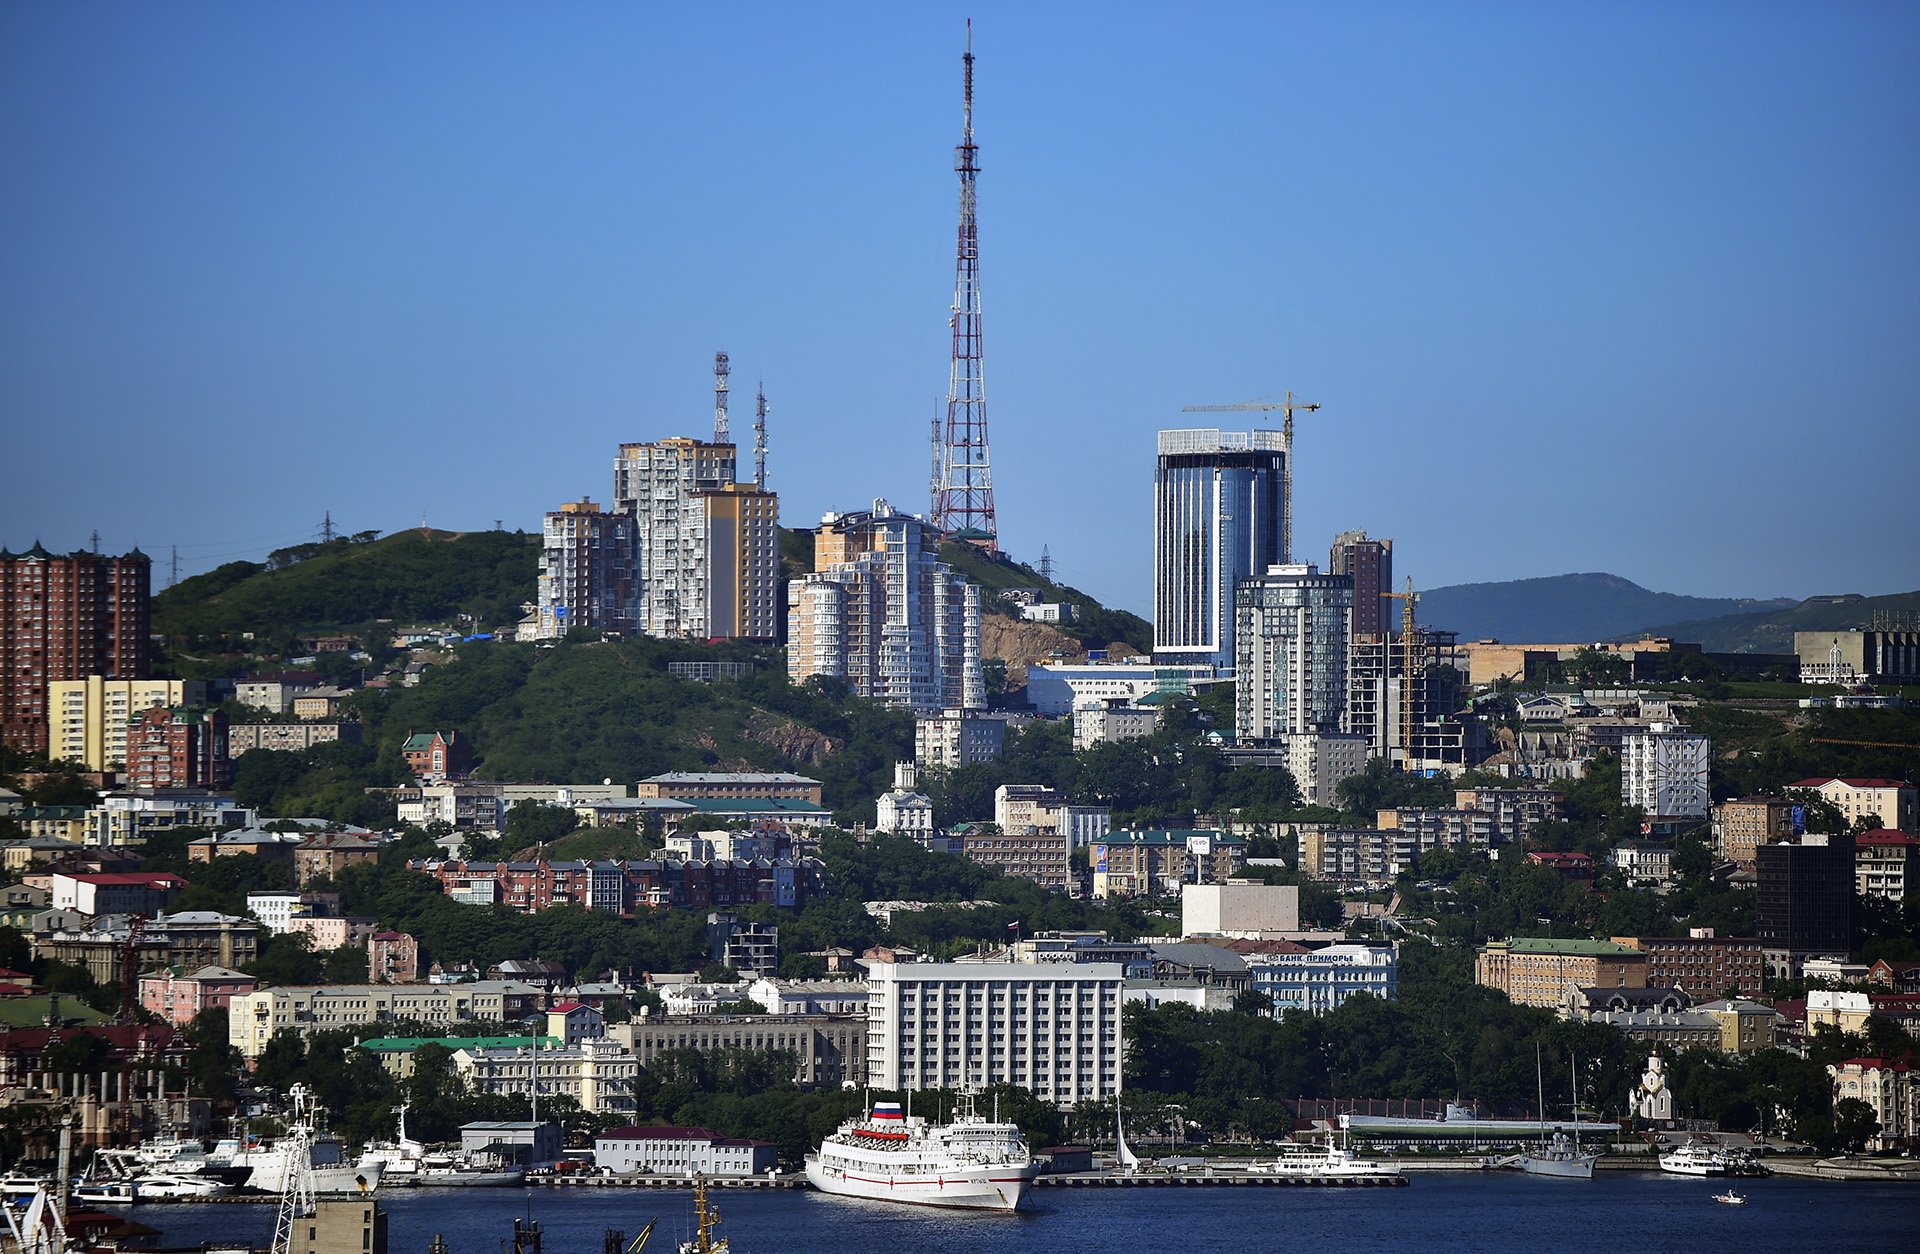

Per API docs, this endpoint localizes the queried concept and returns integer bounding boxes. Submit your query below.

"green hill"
[154,529,538,644]
[1416,573,1791,643]
[1639,589,1920,653]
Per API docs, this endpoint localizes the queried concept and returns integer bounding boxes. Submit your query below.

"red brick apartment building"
[0,546,150,754]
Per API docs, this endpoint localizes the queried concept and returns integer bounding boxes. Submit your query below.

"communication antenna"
[930,21,998,550]
[713,351,731,443]
[168,546,180,590]
[1038,545,1053,583]
[753,383,769,490]
[90,529,101,553]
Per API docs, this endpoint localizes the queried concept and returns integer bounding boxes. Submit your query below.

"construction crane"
[118,914,147,1021]
[1383,577,1421,772]
[1182,390,1321,563]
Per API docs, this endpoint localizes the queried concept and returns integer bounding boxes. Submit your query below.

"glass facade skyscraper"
[1153,429,1286,671]
[1234,563,1354,741]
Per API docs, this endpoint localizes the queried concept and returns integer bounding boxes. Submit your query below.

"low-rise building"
[606,1014,867,1088]
[1611,840,1676,891]
[227,722,363,756]
[49,871,185,916]
[138,965,258,1027]
[453,1038,641,1115]
[1246,943,1397,1016]
[873,763,935,838]
[962,827,1071,892]
[1855,829,1919,904]
[915,709,1023,768]
[189,827,306,863]
[636,772,823,805]
[86,789,254,847]
[1790,777,1917,833]
[1072,700,1160,751]
[1613,931,1766,999]
[743,978,868,1017]
[228,981,543,1058]
[294,832,382,887]
[400,730,473,781]
[1712,796,1796,864]
[594,1125,777,1177]
[358,1035,557,1078]
[1180,883,1300,938]
[1827,1057,1916,1151]
[1024,661,1214,718]
[1475,937,1649,1009]
[369,931,419,984]
[1090,830,1246,899]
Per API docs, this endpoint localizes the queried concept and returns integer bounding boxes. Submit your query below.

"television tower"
[931,21,997,551]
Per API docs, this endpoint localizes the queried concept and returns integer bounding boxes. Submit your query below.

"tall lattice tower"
[931,21,997,551]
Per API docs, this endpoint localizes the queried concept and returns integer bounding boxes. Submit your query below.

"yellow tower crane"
[1180,391,1321,564]
[1383,577,1421,772]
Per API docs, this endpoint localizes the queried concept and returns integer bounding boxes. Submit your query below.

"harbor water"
[134,1172,1914,1253]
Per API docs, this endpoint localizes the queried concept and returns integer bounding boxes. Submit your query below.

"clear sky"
[3,2,1916,614]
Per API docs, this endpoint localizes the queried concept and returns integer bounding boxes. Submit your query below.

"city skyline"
[3,4,1916,613]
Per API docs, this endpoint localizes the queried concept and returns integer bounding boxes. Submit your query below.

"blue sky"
[3,2,1916,615]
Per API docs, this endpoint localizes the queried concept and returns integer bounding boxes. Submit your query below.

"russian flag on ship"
[871,1102,904,1121]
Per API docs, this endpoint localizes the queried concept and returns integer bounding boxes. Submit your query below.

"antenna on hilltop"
[713,351,731,444]
[931,20,998,552]
[753,383,769,490]
[169,546,180,590]
[320,511,336,543]
[1038,545,1053,583]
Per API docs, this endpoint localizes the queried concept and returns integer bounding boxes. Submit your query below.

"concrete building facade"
[863,960,1125,1107]
[1475,937,1649,1009]
[48,677,208,771]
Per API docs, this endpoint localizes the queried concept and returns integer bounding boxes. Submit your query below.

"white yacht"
[805,1096,1039,1212]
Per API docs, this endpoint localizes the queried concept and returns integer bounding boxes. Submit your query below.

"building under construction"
[1346,629,1483,772]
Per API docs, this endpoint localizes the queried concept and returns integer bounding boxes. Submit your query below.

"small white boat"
[70,1179,137,1205]
[1713,1189,1747,1205]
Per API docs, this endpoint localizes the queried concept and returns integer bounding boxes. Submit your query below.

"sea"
[133,1174,1912,1254]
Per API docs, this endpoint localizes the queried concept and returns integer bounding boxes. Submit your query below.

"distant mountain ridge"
[1416,573,1794,644]
[1641,588,1920,653]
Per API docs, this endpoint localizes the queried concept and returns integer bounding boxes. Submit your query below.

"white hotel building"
[863,961,1125,1108]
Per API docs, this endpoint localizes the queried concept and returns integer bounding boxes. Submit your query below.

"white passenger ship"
[804,1097,1039,1212]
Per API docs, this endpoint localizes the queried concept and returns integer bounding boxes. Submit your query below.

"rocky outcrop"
[740,710,838,764]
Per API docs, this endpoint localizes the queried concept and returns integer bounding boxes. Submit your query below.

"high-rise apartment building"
[611,437,780,641]
[692,483,781,640]
[1622,724,1711,828]
[1,545,151,755]
[49,676,208,771]
[1153,429,1285,672]
[534,499,640,639]
[1329,531,1393,639]
[613,436,735,638]
[1235,563,1354,742]
[787,502,982,714]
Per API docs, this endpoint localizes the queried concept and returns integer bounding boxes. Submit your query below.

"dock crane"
[1181,391,1321,564]
[1383,577,1421,771]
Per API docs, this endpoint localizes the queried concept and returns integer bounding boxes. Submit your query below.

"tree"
[1830,1097,1880,1153]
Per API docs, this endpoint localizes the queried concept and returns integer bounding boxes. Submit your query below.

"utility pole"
[168,546,180,590]
[320,511,336,543]
[1038,545,1053,583]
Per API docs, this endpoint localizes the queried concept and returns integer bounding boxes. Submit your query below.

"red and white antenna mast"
[932,20,997,551]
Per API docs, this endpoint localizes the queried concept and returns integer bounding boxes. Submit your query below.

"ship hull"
[804,1155,1037,1212]
[1515,1155,1596,1179]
